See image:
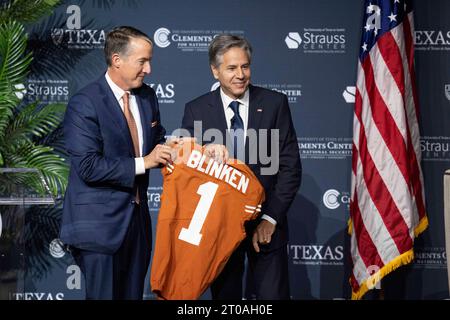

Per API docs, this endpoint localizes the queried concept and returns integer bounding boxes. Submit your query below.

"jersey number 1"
[178,182,218,246]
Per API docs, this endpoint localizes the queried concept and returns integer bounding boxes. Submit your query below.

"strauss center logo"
[285,32,302,49]
[284,29,346,53]
[343,86,356,103]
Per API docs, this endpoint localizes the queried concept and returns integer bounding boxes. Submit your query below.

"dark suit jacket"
[60,75,166,254]
[182,85,301,251]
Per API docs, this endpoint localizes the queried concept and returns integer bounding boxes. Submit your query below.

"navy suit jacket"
[60,76,166,254]
[182,85,301,251]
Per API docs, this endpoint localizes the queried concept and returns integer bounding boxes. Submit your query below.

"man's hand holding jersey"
[144,144,174,169]
[203,144,229,164]
[144,137,191,168]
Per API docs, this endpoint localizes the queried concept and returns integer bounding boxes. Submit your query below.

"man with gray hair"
[61,26,175,299]
[182,34,301,299]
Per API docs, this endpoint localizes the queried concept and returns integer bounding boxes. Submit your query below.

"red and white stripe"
[350,11,427,297]
[244,204,262,216]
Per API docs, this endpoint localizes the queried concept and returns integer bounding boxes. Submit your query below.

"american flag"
[350,0,428,299]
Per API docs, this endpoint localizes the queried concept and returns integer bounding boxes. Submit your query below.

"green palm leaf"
[6,102,65,144]
[0,87,15,142]
[1,15,68,198]
[5,140,68,195]
[26,146,68,195]
[0,20,32,85]
[0,20,32,135]
[0,0,66,282]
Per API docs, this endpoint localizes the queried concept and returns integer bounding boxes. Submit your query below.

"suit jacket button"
[131,200,136,205]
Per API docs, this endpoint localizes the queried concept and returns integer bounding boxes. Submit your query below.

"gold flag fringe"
[350,215,429,300]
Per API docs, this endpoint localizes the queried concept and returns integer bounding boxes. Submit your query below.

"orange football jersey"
[150,142,265,300]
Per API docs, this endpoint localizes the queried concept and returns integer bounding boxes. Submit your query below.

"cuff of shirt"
[135,157,145,175]
[261,214,277,226]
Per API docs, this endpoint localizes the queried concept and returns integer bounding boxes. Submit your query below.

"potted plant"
[0,0,67,197]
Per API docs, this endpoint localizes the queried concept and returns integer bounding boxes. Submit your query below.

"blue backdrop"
[9,0,450,300]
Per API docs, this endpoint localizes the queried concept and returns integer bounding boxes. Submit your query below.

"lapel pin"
[257,108,263,112]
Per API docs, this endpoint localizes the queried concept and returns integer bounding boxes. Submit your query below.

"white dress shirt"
[105,72,145,175]
[219,88,277,226]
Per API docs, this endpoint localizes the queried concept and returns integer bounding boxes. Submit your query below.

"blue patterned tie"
[229,100,244,159]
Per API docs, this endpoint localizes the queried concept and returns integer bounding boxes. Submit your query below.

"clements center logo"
[322,189,350,210]
[298,137,352,160]
[285,28,346,54]
[323,189,341,209]
[212,82,302,104]
[154,27,171,48]
[153,27,244,52]
[254,83,302,104]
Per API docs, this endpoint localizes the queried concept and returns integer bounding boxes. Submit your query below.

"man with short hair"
[61,26,174,299]
[182,34,302,300]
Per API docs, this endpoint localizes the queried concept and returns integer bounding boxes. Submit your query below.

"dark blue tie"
[229,100,244,159]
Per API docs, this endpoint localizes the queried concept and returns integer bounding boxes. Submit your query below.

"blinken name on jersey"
[150,142,265,300]
[186,149,249,194]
